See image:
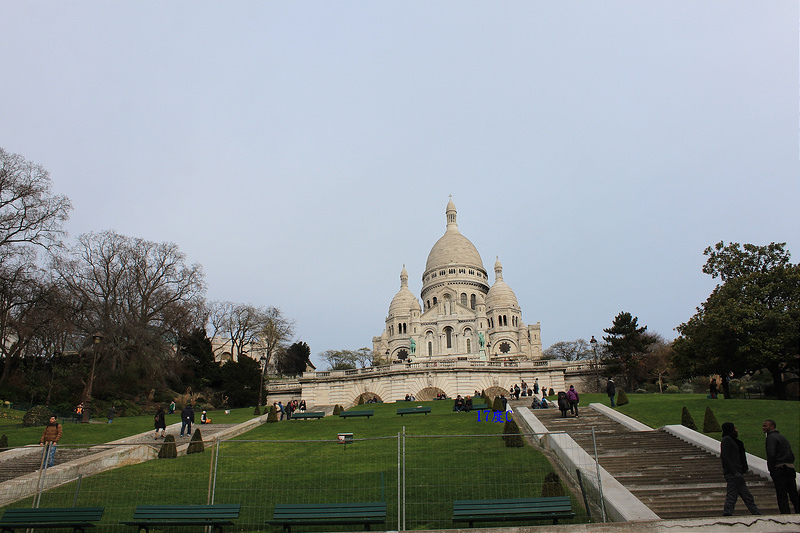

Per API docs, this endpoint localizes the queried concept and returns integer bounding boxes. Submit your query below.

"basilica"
[373,199,543,363]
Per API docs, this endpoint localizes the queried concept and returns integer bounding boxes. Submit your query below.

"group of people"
[556,385,581,417]
[452,395,475,412]
[721,419,798,516]
[508,378,544,399]
[274,399,307,420]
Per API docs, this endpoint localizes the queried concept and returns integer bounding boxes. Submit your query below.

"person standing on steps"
[154,406,166,439]
[180,403,195,437]
[763,419,800,514]
[39,415,62,468]
[566,385,580,417]
[720,422,761,516]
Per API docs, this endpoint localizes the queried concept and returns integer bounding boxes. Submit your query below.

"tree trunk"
[768,364,786,400]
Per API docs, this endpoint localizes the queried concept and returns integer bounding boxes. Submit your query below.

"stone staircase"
[519,402,780,519]
[0,447,99,483]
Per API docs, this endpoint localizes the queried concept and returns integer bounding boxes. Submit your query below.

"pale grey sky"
[1,1,797,368]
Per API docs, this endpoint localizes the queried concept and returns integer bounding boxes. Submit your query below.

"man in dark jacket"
[720,422,760,516]
[606,378,616,407]
[763,419,799,514]
[180,403,195,437]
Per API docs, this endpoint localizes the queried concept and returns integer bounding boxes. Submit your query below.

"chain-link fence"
[1,431,603,531]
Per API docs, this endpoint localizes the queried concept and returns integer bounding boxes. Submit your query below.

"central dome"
[424,199,485,274]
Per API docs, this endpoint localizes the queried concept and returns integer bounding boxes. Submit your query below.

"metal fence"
[1,431,604,531]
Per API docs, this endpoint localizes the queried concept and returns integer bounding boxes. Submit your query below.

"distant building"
[373,199,542,363]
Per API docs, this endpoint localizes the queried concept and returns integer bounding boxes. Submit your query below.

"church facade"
[373,199,543,363]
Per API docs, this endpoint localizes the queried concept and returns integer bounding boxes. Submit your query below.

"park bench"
[0,506,104,533]
[470,403,488,410]
[268,502,386,533]
[339,410,374,419]
[289,412,324,420]
[396,407,431,416]
[452,497,574,527]
[120,504,240,533]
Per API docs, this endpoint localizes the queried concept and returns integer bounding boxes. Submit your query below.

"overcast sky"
[1,1,797,368]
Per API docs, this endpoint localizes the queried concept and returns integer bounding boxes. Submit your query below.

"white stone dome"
[389,265,419,315]
[425,199,484,273]
[486,257,519,309]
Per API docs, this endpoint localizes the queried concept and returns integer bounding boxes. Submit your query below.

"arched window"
[461,293,467,306]
[433,297,438,305]
[426,300,430,309]
[428,342,432,356]
[466,339,471,353]
[470,294,476,310]
[444,327,453,349]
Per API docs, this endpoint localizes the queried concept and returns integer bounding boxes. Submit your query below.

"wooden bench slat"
[0,507,105,532]
[339,410,374,418]
[269,502,386,532]
[452,497,574,526]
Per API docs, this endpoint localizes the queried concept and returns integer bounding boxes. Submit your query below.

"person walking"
[180,403,195,437]
[709,377,718,399]
[763,419,800,514]
[720,422,761,516]
[39,415,62,468]
[606,378,617,407]
[154,406,166,439]
[107,405,115,423]
[168,400,176,414]
[566,385,580,417]
[557,391,569,418]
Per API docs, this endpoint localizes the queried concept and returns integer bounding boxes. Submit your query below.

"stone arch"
[354,392,382,405]
[484,386,508,400]
[416,386,446,401]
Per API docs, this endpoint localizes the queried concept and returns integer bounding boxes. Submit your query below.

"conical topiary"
[333,404,342,416]
[492,397,503,412]
[158,434,178,459]
[502,418,524,447]
[0,435,8,450]
[541,472,566,497]
[617,389,629,406]
[548,388,555,397]
[187,428,204,454]
[266,405,278,423]
[253,405,261,416]
[681,407,697,431]
[703,406,721,433]
[358,395,365,405]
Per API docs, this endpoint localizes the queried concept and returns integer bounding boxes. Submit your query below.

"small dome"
[486,257,519,309]
[425,199,484,273]
[389,265,419,315]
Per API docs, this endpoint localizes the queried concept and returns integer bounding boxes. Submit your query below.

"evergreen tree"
[275,341,312,375]
[602,312,657,390]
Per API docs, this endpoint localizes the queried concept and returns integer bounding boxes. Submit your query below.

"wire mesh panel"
[213,437,399,531]
[402,433,592,530]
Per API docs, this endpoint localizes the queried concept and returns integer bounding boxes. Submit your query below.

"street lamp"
[590,336,599,393]
[258,355,267,409]
[83,332,103,423]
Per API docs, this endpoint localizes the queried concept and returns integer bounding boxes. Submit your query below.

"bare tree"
[543,339,592,361]
[0,148,72,262]
[52,231,206,382]
[208,301,267,362]
[259,307,295,372]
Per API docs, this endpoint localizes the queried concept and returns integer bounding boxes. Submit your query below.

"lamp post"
[590,335,599,393]
[83,332,103,423]
[258,355,267,409]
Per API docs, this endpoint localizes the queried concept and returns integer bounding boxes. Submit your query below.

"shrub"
[541,472,566,497]
[681,407,697,431]
[358,395,365,405]
[23,405,52,427]
[0,435,8,449]
[703,406,721,433]
[502,418,524,447]
[665,385,680,394]
[617,390,629,406]
[492,397,503,412]
[266,405,278,423]
[548,388,555,397]
[187,429,204,454]
[333,404,342,416]
[253,405,261,416]
[158,435,178,459]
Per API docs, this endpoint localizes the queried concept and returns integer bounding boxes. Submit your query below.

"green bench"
[452,497,575,527]
[397,407,431,416]
[120,504,240,533]
[469,403,488,410]
[339,410,374,418]
[268,502,386,533]
[289,411,324,420]
[0,507,104,533]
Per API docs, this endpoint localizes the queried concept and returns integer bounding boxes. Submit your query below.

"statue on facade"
[410,338,416,355]
[478,332,485,350]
